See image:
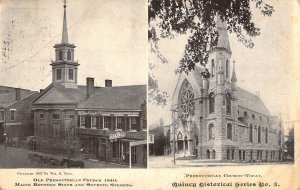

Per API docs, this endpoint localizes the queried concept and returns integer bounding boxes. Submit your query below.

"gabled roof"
[237,87,271,116]
[0,86,34,108]
[33,83,88,104]
[77,85,146,110]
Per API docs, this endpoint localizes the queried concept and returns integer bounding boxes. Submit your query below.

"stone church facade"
[170,18,284,162]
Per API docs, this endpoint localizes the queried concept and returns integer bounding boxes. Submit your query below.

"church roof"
[237,87,271,116]
[77,85,146,110]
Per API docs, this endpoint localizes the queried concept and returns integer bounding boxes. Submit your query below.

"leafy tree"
[285,127,294,160]
[148,0,274,105]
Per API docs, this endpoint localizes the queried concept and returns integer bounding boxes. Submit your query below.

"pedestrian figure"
[3,133,7,154]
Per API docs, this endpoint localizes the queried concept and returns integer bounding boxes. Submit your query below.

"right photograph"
[148,1,295,168]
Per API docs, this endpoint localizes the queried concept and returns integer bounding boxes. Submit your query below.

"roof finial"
[61,0,68,44]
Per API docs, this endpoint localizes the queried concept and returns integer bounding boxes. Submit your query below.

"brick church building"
[32,2,147,167]
[169,17,284,162]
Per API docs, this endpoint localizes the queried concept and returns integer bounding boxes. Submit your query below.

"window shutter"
[99,115,103,129]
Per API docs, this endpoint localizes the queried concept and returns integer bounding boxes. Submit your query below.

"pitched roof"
[237,87,270,116]
[8,92,40,109]
[78,85,146,110]
[0,86,34,108]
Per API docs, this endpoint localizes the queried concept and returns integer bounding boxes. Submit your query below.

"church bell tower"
[50,0,79,89]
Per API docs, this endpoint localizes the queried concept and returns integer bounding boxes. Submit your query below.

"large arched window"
[249,124,253,142]
[67,50,71,60]
[208,124,215,140]
[179,80,195,119]
[227,123,232,140]
[258,126,261,143]
[226,60,229,78]
[209,93,215,113]
[265,127,268,143]
[226,93,231,115]
[58,50,63,60]
[211,59,215,78]
[278,130,281,145]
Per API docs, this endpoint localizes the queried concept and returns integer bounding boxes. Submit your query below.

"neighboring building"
[169,17,284,162]
[31,3,147,167]
[0,86,37,143]
[149,125,171,156]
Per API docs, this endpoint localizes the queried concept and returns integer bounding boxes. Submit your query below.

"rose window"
[179,82,195,119]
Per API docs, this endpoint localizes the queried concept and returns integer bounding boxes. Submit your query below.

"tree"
[285,127,294,160]
[148,0,274,105]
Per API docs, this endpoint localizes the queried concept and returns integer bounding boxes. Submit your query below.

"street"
[0,145,128,168]
[149,155,292,168]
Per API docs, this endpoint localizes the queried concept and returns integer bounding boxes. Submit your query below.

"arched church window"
[209,93,215,113]
[227,123,232,140]
[208,124,215,140]
[58,50,63,60]
[249,124,253,142]
[211,59,215,78]
[265,127,268,143]
[226,93,231,115]
[67,50,71,60]
[258,126,261,143]
[212,150,216,159]
[206,150,210,159]
[179,81,195,119]
[226,60,229,78]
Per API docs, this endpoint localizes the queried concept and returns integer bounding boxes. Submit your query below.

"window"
[227,149,230,160]
[91,116,97,128]
[244,111,248,117]
[265,127,268,143]
[226,60,229,78]
[67,50,71,60]
[226,93,231,115]
[58,50,63,60]
[80,115,85,127]
[40,113,44,120]
[10,110,16,121]
[249,124,253,142]
[278,131,281,145]
[211,59,215,77]
[67,114,74,119]
[252,114,256,119]
[209,93,215,113]
[206,150,210,159]
[208,124,215,140]
[227,123,232,140]
[56,69,62,80]
[130,117,137,130]
[0,111,4,121]
[258,126,261,143]
[232,150,234,160]
[52,113,60,120]
[68,68,74,80]
[212,150,216,159]
[103,116,111,129]
[115,116,122,130]
[179,81,195,119]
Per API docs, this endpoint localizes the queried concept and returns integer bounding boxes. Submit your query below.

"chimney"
[40,89,44,93]
[15,88,21,101]
[105,79,112,87]
[86,77,95,98]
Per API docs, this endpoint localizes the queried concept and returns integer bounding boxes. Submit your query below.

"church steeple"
[51,0,79,89]
[215,16,231,53]
[62,0,68,44]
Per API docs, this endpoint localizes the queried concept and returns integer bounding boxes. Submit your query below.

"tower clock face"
[179,82,195,119]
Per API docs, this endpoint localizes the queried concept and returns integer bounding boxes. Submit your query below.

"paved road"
[0,145,128,168]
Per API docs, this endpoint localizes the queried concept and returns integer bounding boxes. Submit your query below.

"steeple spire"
[215,15,231,53]
[62,0,68,44]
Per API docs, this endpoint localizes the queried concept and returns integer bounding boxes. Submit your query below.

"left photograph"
[0,0,147,168]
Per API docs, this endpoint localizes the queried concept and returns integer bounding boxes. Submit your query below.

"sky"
[148,0,300,133]
[0,0,147,90]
